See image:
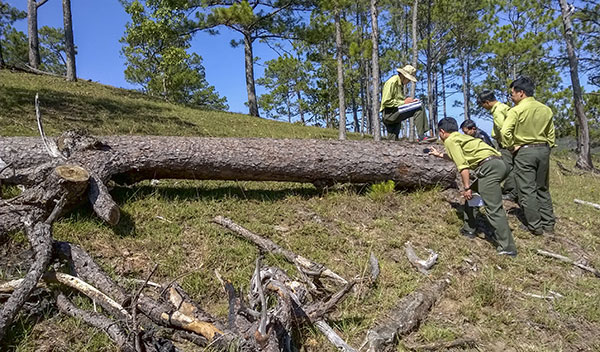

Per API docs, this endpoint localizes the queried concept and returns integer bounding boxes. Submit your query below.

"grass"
[2,70,600,351]
[0,70,361,139]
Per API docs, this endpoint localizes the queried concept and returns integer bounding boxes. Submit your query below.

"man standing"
[460,120,494,147]
[501,77,556,235]
[380,65,430,141]
[430,117,517,257]
[477,90,518,201]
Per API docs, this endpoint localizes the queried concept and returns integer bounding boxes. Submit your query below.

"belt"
[478,155,501,167]
[520,143,548,149]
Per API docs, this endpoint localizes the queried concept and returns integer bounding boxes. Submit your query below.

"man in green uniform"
[477,90,518,201]
[380,64,431,141]
[501,77,555,235]
[430,117,517,256]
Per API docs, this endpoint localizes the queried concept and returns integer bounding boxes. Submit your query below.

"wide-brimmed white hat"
[396,64,418,82]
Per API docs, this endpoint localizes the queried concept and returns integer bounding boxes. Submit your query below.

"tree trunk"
[369,0,381,141]
[460,52,469,120]
[365,55,373,135]
[409,0,419,142]
[0,41,5,68]
[441,61,447,119]
[335,9,347,140]
[243,32,260,117]
[28,0,41,69]
[559,0,593,170]
[296,89,305,125]
[352,97,359,133]
[62,0,77,82]
[432,69,439,136]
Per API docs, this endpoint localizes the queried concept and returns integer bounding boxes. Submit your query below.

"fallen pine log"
[1,133,456,235]
[1,135,456,188]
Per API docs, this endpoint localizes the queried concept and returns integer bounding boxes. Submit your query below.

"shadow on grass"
[55,184,321,237]
[110,184,323,203]
[0,85,199,133]
[448,201,499,249]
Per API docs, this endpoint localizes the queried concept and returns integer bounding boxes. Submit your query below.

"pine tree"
[121,0,227,110]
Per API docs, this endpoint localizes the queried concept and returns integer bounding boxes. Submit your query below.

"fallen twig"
[131,264,159,351]
[537,249,600,278]
[0,221,54,340]
[47,272,132,319]
[314,320,357,352]
[405,241,438,275]
[369,252,380,283]
[499,284,563,300]
[574,199,600,210]
[35,93,64,159]
[213,216,348,285]
[56,293,136,352]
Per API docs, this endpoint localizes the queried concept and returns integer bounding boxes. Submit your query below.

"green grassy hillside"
[1,70,600,351]
[0,70,351,139]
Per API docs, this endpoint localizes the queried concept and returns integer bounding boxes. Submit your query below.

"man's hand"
[512,145,521,153]
[404,97,418,104]
[462,189,473,200]
[428,146,444,158]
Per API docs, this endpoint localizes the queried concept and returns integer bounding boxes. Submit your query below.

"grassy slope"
[1,70,600,351]
[0,70,346,139]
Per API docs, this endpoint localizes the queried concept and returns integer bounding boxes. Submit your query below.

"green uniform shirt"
[501,97,555,148]
[380,75,405,111]
[444,132,501,171]
[490,102,510,144]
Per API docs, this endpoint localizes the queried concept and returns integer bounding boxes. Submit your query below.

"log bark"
[0,222,53,340]
[55,293,136,352]
[362,276,450,352]
[1,136,455,188]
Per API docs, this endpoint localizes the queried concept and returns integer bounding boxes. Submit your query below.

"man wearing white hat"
[379,64,431,141]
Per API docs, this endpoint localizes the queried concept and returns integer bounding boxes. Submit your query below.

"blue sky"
[6,0,491,132]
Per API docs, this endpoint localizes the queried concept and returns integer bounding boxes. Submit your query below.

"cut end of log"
[55,165,90,183]
[105,207,120,226]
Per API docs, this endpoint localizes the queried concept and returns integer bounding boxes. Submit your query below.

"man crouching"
[429,117,517,257]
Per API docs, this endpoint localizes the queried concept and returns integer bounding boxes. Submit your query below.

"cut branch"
[536,249,600,278]
[362,276,450,352]
[405,241,438,275]
[46,271,131,319]
[56,293,136,352]
[314,320,357,352]
[0,221,53,340]
[574,199,600,210]
[88,175,120,225]
[213,215,348,285]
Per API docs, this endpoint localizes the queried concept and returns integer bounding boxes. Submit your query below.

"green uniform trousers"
[383,107,428,140]
[463,158,517,253]
[499,147,518,199]
[513,144,555,231]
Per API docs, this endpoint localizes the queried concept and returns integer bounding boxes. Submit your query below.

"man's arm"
[546,109,556,148]
[492,107,506,137]
[501,109,517,149]
[460,169,473,200]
